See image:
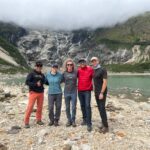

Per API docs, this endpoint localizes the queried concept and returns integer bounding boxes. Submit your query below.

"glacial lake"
[1,75,150,101]
[108,75,150,101]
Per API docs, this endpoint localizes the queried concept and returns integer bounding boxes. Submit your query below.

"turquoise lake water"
[1,75,150,101]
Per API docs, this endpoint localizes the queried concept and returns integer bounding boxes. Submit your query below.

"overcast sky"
[0,0,150,30]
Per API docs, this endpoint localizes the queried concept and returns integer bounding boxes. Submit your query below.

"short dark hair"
[35,61,43,67]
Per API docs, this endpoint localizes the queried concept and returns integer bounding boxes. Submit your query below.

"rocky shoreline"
[0,80,150,150]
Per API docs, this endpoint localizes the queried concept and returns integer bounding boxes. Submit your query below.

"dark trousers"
[48,93,62,122]
[64,92,77,122]
[78,91,92,126]
[95,94,108,127]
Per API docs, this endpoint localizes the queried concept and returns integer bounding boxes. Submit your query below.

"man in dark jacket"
[24,61,45,128]
[91,57,109,134]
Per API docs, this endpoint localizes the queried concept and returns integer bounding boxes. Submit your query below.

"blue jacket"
[45,71,63,94]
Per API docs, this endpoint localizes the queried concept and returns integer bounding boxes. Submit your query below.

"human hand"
[37,81,41,87]
[99,93,104,100]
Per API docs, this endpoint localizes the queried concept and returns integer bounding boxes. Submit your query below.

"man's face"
[79,61,86,68]
[91,59,98,67]
[35,64,43,72]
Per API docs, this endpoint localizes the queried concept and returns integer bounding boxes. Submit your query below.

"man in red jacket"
[77,58,94,132]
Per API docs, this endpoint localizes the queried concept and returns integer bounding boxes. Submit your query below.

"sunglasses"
[67,64,73,66]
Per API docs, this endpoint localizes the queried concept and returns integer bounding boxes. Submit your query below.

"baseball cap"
[51,63,58,68]
[90,57,98,62]
[78,58,86,63]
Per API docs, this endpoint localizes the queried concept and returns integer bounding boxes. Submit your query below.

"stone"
[144,117,150,125]
[0,128,6,134]
[0,94,5,102]
[139,102,150,111]
[0,143,7,150]
[0,89,4,93]
[80,144,91,150]
[118,94,126,99]
[64,139,76,146]
[115,131,126,137]
[36,129,49,137]
[72,145,80,150]
[4,92,11,98]
[106,102,123,112]
[11,126,21,130]
[7,129,20,134]
[36,129,49,144]
[7,126,21,134]
[62,144,72,150]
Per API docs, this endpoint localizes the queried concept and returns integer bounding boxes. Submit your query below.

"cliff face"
[17,30,150,66]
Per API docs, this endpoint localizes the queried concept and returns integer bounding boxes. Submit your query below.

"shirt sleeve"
[44,74,49,85]
[91,67,94,78]
[61,73,65,83]
[25,73,36,87]
[103,68,107,79]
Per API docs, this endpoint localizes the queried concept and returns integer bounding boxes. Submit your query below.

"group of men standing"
[24,57,109,134]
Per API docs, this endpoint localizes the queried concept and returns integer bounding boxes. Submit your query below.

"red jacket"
[78,66,94,91]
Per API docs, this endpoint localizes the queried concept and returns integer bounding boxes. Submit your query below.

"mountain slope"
[87,12,150,50]
[0,23,29,73]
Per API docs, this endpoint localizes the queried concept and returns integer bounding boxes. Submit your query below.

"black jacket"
[93,67,107,95]
[25,70,45,93]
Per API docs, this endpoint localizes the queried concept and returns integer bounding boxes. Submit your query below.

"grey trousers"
[48,93,62,122]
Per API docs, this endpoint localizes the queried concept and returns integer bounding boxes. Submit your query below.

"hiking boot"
[87,126,92,132]
[37,120,44,125]
[81,120,86,126]
[72,121,77,127]
[54,120,59,126]
[24,124,30,128]
[48,121,54,126]
[99,127,109,134]
[66,121,72,127]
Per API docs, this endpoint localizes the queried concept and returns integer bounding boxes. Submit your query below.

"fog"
[0,0,150,30]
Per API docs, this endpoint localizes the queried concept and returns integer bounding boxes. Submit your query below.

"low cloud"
[0,0,150,30]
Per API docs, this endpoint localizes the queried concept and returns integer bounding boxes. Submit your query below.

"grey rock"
[64,139,76,146]
[4,92,11,98]
[36,129,49,144]
[11,126,21,130]
[7,126,21,134]
[118,94,126,99]
[106,102,123,112]
[62,144,72,150]
[7,129,20,134]
[0,89,4,93]
[36,129,49,137]
[0,94,5,102]
[80,144,91,150]
[139,102,150,111]
[0,143,7,150]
